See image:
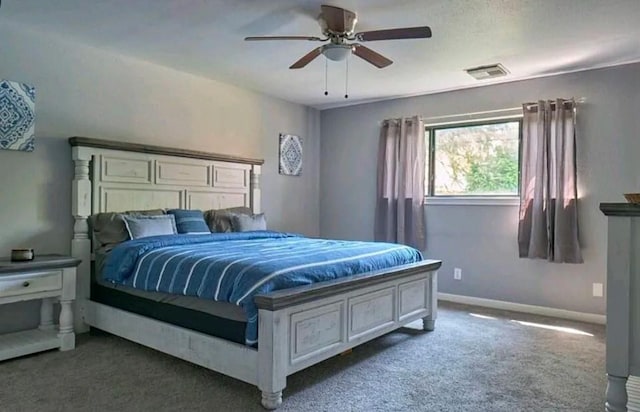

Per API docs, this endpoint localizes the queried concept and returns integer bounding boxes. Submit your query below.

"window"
[425,119,521,197]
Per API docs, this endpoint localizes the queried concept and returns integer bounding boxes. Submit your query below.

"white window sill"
[425,197,520,206]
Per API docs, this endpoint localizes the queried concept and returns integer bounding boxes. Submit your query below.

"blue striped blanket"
[102,231,423,345]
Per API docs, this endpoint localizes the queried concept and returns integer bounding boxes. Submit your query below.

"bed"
[69,137,441,409]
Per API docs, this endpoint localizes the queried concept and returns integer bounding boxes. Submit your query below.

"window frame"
[425,117,523,199]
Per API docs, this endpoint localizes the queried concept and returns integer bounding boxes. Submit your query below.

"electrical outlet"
[592,283,603,297]
[454,268,462,280]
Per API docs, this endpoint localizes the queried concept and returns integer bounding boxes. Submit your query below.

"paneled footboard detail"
[255,259,441,407]
[282,273,433,374]
[290,301,344,365]
[348,287,396,341]
[399,278,429,321]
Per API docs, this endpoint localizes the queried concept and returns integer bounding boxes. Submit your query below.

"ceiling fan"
[244,5,432,70]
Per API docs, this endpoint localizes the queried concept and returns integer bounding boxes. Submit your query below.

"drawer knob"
[22,281,30,287]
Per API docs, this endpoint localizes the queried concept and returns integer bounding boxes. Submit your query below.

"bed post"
[422,271,438,331]
[71,146,92,333]
[258,308,287,410]
[251,165,261,214]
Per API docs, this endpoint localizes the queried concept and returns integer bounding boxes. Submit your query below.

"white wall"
[321,63,640,316]
[0,22,320,332]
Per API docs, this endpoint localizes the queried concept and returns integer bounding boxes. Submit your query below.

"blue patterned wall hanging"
[279,133,303,176]
[0,79,35,152]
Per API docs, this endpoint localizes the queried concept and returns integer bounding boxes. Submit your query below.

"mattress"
[95,277,246,321]
[92,277,247,344]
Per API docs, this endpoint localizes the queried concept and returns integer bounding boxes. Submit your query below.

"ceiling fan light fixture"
[322,44,353,61]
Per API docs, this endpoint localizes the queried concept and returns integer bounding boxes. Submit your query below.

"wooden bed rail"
[255,260,442,311]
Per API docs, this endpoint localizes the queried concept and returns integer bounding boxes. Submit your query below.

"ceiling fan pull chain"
[324,58,328,96]
[344,56,349,99]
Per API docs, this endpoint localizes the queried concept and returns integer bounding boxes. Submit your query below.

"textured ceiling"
[2,0,640,109]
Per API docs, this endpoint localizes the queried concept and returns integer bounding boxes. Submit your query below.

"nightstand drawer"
[0,271,62,298]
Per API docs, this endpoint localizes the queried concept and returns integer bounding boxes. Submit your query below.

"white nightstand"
[0,255,80,361]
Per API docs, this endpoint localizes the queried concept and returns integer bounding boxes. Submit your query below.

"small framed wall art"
[279,133,303,176]
[0,79,36,152]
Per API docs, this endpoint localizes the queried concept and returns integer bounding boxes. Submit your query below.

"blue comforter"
[103,231,423,345]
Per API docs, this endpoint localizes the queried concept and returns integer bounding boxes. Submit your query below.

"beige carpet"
[0,302,605,412]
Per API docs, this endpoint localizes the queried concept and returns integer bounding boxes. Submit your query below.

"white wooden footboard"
[255,260,440,409]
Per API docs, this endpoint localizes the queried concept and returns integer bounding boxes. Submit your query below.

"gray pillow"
[122,215,178,239]
[231,213,267,232]
[90,209,165,251]
[204,207,252,232]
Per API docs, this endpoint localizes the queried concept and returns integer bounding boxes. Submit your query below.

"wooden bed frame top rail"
[69,136,264,165]
[255,259,441,311]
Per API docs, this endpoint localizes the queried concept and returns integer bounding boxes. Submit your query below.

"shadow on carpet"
[0,302,605,412]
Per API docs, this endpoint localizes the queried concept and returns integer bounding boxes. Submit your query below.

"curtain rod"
[380,98,586,125]
[420,97,586,123]
[523,97,586,110]
[421,107,521,123]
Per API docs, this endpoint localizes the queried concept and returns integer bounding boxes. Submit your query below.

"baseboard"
[628,375,640,412]
[438,293,606,325]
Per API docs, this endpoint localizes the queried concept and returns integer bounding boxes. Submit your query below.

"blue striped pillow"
[167,209,210,234]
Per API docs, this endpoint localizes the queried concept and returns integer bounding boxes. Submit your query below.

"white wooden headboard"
[69,137,263,332]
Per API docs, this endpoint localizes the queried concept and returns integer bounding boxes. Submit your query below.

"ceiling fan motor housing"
[318,7,357,37]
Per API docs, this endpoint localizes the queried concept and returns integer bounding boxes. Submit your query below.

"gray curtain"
[518,99,582,263]
[374,116,426,250]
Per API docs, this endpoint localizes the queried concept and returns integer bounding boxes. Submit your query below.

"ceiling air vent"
[465,63,509,80]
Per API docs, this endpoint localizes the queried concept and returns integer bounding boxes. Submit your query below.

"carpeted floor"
[0,302,605,412]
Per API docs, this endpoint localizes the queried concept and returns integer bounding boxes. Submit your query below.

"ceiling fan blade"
[355,26,432,41]
[244,36,324,41]
[320,5,356,33]
[289,47,323,69]
[352,44,393,68]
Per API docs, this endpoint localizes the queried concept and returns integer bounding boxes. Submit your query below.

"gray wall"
[0,22,320,332]
[321,63,640,316]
